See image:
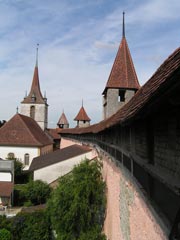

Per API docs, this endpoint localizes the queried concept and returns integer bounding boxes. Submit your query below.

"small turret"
[57,111,69,129]
[74,100,91,128]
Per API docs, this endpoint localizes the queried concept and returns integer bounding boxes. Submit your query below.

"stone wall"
[103,89,135,120]
[102,154,168,240]
[20,103,48,130]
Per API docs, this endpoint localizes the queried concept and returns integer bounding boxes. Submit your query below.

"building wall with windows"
[0,144,53,170]
[0,146,39,169]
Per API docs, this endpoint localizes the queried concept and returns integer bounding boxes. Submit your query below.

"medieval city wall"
[101,153,168,240]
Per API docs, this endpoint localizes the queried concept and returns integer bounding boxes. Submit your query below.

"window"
[7,152,15,159]
[118,90,125,102]
[30,106,35,119]
[24,153,30,165]
[31,93,36,102]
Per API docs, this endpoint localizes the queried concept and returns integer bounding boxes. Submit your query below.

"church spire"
[21,45,46,104]
[122,12,125,38]
[36,43,39,67]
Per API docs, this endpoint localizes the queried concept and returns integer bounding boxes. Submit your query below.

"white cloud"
[0,0,180,128]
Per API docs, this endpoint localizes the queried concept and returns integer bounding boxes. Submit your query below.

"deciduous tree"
[47,159,106,240]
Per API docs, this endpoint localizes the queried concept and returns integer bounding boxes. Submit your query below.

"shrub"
[14,180,51,206]
[24,180,51,205]
[0,228,11,240]
[11,210,52,240]
[13,184,27,206]
[0,216,12,232]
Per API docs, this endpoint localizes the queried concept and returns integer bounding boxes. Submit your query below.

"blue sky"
[0,0,180,127]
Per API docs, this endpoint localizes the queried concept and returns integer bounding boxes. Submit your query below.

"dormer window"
[31,93,36,102]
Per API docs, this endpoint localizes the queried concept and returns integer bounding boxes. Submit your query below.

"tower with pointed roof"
[74,101,91,128]
[20,46,48,130]
[102,12,140,119]
[57,111,69,129]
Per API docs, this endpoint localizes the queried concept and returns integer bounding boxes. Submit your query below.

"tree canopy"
[24,180,51,205]
[11,210,51,240]
[47,159,106,240]
[0,228,11,240]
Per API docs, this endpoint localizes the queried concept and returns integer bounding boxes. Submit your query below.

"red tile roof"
[46,128,61,140]
[57,112,69,125]
[0,114,53,147]
[61,47,180,135]
[21,65,46,104]
[29,144,91,171]
[0,182,13,197]
[74,106,91,121]
[103,36,140,94]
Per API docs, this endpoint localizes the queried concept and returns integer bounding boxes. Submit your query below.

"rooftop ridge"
[0,113,52,146]
[19,114,43,145]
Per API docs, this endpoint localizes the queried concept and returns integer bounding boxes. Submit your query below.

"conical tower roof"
[103,12,140,94]
[22,46,46,104]
[74,106,91,121]
[57,112,69,125]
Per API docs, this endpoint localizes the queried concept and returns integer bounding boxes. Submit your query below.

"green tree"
[25,180,51,205]
[11,210,52,240]
[5,158,32,184]
[0,228,11,240]
[47,159,106,240]
[0,216,12,232]
[13,159,32,184]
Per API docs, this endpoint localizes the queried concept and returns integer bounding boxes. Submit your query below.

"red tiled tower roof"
[21,47,46,104]
[61,47,180,135]
[103,12,140,94]
[57,112,69,125]
[0,114,53,147]
[74,106,91,121]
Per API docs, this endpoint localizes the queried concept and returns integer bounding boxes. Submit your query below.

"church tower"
[102,12,140,119]
[20,46,48,130]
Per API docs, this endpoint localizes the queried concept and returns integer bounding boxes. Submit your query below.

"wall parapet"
[62,133,180,238]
